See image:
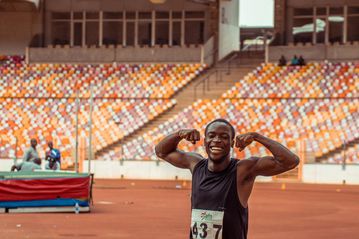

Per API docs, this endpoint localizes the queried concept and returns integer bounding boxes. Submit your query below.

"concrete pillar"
[313,7,317,44]
[99,11,103,46]
[286,7,294,44]
[169,11,173,46]
[82,11,85,47]
[134,11,138,47]
[325,6,329,45]
[123,12,126,46]
[343,5,347,44]
[70,12,74,46]
[151,10,155,46]
[181,10,185,46]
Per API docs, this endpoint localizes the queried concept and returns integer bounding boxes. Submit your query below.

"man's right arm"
[155,129,203,172]
[11,162,22,171]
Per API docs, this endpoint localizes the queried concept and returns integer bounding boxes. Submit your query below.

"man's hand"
[235,132,257,151]
[178,129,200,144]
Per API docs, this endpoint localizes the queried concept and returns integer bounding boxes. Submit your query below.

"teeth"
[210,147,223,151]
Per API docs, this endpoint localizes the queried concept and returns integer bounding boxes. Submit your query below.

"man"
[45,141,61,166]
[45,149,61,171]
[290,55,299,66]
[298,55,306,66]
[23,138,39,162]
[11,158,42,172]
[278,55,287,67]
[155,119,300,239]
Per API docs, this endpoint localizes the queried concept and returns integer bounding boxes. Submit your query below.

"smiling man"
[155,118,299,239]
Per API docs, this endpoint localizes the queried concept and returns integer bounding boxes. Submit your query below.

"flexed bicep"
[155,129,203,171]
[250,156,294,177]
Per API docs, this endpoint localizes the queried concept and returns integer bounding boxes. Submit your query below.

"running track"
[1,180,358,239]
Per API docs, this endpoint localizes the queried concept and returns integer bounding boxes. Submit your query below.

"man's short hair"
[205,118,235,139]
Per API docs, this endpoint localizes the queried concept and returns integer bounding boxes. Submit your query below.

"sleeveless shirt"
[191,159,248,239]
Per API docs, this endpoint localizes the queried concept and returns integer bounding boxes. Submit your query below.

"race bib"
[191,209,224,239]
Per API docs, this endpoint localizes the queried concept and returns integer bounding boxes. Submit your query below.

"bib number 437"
[191,222,222,239]
[191,209,224,239]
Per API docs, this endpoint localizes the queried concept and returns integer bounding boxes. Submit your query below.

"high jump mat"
[0,171,93,213]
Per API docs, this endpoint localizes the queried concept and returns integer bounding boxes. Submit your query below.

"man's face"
[204,122,234,163]
[48,141,53,149]
[31,139,37,148]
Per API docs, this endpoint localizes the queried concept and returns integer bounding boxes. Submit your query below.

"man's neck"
[207,157,231,173]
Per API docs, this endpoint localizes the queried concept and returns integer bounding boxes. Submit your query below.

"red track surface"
[1,180,359,239]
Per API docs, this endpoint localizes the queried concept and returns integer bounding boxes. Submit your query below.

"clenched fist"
[235,133,257,151]
[178,129,201,144]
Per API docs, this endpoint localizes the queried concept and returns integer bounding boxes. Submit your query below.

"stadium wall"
[218,0,240,60]
[82,161,359,185]
[287,0,359,7]
[268,44,359,61]
[28,45,203,63]
[1,159,359,184]
[44,0,211,47]
[302,164,359,185]
[0,12,41,55]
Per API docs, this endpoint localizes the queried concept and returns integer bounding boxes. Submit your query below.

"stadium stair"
[315,137,359,162]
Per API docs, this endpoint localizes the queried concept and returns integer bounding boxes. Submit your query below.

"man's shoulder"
[26,147,38,154]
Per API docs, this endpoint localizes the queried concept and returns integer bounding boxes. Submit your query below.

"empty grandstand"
[0,56,205,167]
[103,62,358,164]
[0,0,358,185]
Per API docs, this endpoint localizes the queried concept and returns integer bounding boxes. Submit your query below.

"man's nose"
[213,136,221,142]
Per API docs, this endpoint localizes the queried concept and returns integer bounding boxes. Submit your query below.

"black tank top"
[191,159,248,239]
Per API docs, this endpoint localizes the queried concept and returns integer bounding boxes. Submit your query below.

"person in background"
[11,158,42,172]
[278,55,287,66]
[46,141,61,166]
[23,138,39,162]
[298,55,306,66]
[45,149,61,171]
[290,55,299,66]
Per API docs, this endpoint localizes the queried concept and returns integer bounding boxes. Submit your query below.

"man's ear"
[231,139,234,148]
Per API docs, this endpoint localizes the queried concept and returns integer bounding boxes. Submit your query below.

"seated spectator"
[45,141,61,166]
[298,55,306,66]
[45,149,61,171]
[11,158,42,172]
[278,55,287,66]
[23,138,40,162]
[290,55,299,66]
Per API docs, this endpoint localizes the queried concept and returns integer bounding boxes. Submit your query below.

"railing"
[193,68,229,100]
[193,51,241,100]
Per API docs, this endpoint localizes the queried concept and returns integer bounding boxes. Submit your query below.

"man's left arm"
[236,132,300,177]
